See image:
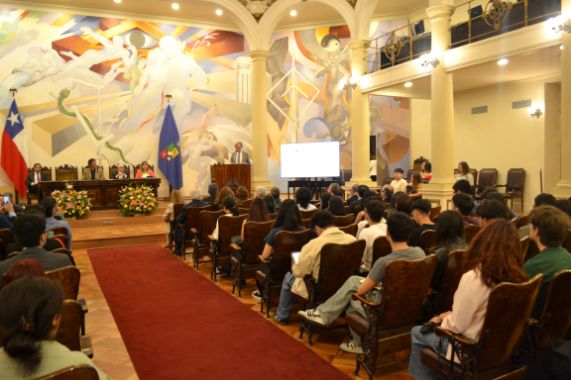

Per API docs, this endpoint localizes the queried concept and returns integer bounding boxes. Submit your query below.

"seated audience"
[214,186,235,209]
[296,187,317,212]
[479,189,517,218]
[135,160,155,178]
[523,205,571,318]
[320,193,332,210]
[519,193,558,238]
[1,259,45,287]
[258,199,304,263]
[452,193,478,226]
[82,158,105,180]
[409,199,436,247]
[349,185,369,213]
[454,161,474,186]
[113,163,129,179]
[274,210,356,324]
[0,276,110,379]
[327,183,343,197]
[235,186,250,202]
[40,198,73,251]
[421,160,432,182]
[555,199,571,218]
[6,206,65,255]
[408,173,424,199]
[0,199,17,230]
[430,210,468,291]
[263,195,276,214]
[0,214,73,277]
[270,187,281,210]
[298,212,424,353]
[26,163,47,195]
[163,189,184,245]
[476,199,511,226]
[452,179,472,195]
[347,184,360,205]
[390,168,408,193]
[212,197,240,276]
[255,186,268,198]
[203,183,218,204]
[173,191,206,255]
[408,220,528,379]
[389,192,413,215]
[240,197,271,242]
[380,184,394,204]
[328,195,346,216]
[356,200,387,273]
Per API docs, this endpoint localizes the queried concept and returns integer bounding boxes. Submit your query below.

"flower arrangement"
[51,187,91,218]
[118,184,159,216]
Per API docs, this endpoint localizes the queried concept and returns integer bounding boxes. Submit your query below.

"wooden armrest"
[434,326,477,345]
[495,184,507,188]
[258,255,269,263]
[208,234,216,241]
[351,293,377,307]
[190,228,198,234]
[230,242,242,251]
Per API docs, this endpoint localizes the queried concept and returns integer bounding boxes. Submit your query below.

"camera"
[2,194,10,204]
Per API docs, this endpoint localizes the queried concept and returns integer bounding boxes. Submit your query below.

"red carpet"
[88,245,349,380]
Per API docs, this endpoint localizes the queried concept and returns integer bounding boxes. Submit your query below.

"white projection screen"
[280,142,340,178]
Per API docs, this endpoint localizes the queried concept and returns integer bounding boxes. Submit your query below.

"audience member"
[476,199,511,226]
[0,276,110,379]
[298,212,424,353]
[1,259,45,287]
[274,210,356,324]
[452,193,478,226]
[214,186,235,208]
[255,186,268,198]
[454,161,474,186]
[163,189,184,244]
[356,200,387,273]
[523,205,571,318]
[40,198,73,251]
[327,183,343,197]
[555,199,571,218]
[173,191,207,255]
[203,183,218,204]
[135,160,155,178]
[0,199,17,230]
[408,220,528,379]
[320,192,332,210]
[421,160,432,182]
[409,199,436,247]
[480,189,517,218]
[390,192,413,215]
[390,168,408,193]
[295,187,317,211]
[270,187,281,210]
[452,179,472,195]
[235,186,250,202]
[380,184,394,204]
[408,173,423,199]
[240,197,271,242]
[328,195,346,216]
[0,214,72,277]
[347,184,360,205]
[519,192,558,238]
[5,206,64,255]
[263,195,276,214]
[212,197,240,276]
[430,210,467,291]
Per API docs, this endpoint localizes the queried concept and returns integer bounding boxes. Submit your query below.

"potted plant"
[118,184,159,217]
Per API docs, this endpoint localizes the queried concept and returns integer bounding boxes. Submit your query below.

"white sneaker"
[298,309,326,325]
[339,340,363,354]
[251,290,261,301]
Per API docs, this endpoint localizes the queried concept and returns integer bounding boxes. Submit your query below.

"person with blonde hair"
[113,162,129,179]
[164,189,184,246]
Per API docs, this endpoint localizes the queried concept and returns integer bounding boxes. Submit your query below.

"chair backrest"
[55,165,78,181]
[35,365,99,380]
[372,236,392,264]
[339,223,358,237]
[135,163,155,171]
[438,250,470,312]
[217,214,248,255]
[333,213,355,227]
[313,240,366,303]
[512,214,530,229]
[0,228,14,244]
[185,205,213,231]
[506,168,526,193]
[429,205,441,222]
[476,274,543,371]
[55,299,83,351]
[301,218,312,228]
[418,229,437,253]
[240,199,253,208]
[173,203,184,222]
[29,167,53,181]
[196,210,224,244]
[464,224,481,244]
[45,266,80,300]
[379,255,438,328]
[536,270,571,348]
[300,209,318,219]
[109,164,131,178]
[0,239,6,261]
[477,168,498,193]
[271,229,314,281]
[242,220,274,265]
[517,236,530,266]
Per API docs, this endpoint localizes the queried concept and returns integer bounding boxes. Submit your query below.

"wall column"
[422,1,456,208]
[349,39,375,187]
[249,50,273,189]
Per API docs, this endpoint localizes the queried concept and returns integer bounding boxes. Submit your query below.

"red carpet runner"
[88,245,349,380]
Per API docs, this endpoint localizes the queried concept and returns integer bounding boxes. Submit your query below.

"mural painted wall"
[0,8,250,195]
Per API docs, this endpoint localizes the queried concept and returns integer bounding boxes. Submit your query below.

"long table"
[38,178,161,209]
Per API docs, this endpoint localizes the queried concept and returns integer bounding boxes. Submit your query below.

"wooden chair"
[301,218,312,228]
[0,228,14,261]
[109,164,131,179]
[256,229,314,318]
[27,166,52,204]
[464,224,481,244]
[49,226,70,251]
[239,199,253,208]
[56,300,93,358]
[429,205,441,222]
[168,203,184,252]
[45,266,88,335]
[339,223,358,237]
[230,220,273,296]
[299,240,366,345]
[420,274,543,379]
[418,229,437,254]
[50,248,76,266]
[55,165,78,181]
[349,255,438,379]
[209,214,248,281]
[517,236,531,266]
[176,205,212,257]
[512,214,530,230]
[191,210,224,269]
[300,209,318,219]
[36,365,99,380]
[476,168,498,195]
[333,213,355,227]
[497,168,526,212]
[372,236,392,265]
[432,249,470,314]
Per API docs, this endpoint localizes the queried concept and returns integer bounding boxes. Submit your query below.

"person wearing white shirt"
[390,168,408,193]
[356,200,387,272]
[453,161,474,186]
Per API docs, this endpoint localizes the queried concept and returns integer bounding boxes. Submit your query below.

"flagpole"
[7,88,20,203]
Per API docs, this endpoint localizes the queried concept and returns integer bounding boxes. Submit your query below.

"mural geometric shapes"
[52,35,94,60]
[31,114,87,156]
[187,31,244,60]
[201,70,236,96]
[99,18,121,31]
[192,92,251,126]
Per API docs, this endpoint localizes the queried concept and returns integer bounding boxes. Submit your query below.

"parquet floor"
[75,214,413,379]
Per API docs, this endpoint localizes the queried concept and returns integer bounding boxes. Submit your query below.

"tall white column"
[249,50,273,189]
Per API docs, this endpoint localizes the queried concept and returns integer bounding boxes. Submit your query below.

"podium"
[211,164,251,193]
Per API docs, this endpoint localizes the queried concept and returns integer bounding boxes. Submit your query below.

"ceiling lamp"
[215,8,223,16]
[171,2,180,11]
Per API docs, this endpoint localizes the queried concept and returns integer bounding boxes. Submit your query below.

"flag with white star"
[1,99,29,195]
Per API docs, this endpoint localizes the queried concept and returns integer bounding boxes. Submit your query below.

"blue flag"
[158,105,183,189]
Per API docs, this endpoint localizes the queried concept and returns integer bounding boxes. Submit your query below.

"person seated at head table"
[81,158,105,180]
[26,163,48,194]
[135,160,155,178]
[114,162,129,179]
[0,276,111,379]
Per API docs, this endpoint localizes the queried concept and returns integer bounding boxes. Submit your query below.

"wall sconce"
[339,77,358,90]
[529,108,543,118]
[547,15,571,33]
[419,52,440,69]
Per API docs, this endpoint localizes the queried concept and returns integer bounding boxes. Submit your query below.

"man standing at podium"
[230,142,250,164]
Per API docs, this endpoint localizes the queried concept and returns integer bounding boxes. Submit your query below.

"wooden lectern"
[211,164,251,193]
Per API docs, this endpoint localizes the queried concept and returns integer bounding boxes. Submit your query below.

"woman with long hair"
[240,197,271,241]
[408,172,424,199]
[454,161,474,186]
[214,186,235,209]
[328,195,346,216]
[409,219,528,379]
[135,160,155,178]
[235,186,250,202]
[295,187,317,211]
[0,277,109,379]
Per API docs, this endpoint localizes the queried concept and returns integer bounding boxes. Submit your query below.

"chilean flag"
[1,99,28,195]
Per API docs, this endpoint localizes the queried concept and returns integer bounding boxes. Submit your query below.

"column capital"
[426,3,454,21]
[249,50,270,61]
[349,39,370,52]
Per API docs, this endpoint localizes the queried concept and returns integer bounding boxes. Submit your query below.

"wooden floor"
[74,205,413,379]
